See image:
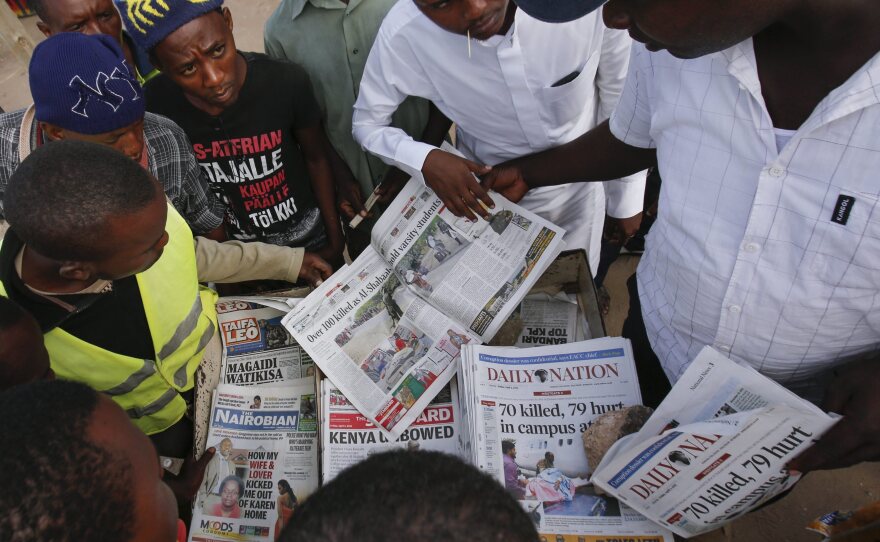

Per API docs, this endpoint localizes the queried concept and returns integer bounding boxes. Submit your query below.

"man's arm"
[482,120,657,202]
[788,357,880,472]
[296,123,345,268]
[194,237,331,286]
[352,33,492,220]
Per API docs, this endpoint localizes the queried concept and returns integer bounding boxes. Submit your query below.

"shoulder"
[143,112,193,149]
[144,73,184,112]
[245,52,312,85]
[0,110,26,165]
[376,0,425,41]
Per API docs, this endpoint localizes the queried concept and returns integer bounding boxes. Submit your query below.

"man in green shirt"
[264,0,430,253]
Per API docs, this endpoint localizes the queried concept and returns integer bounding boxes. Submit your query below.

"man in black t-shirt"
[120,1,345,268]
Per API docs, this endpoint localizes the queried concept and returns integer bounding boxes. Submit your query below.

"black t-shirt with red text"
[146,52,326,248]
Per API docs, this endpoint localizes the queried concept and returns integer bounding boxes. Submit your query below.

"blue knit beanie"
[30,33,144,135]
[117,0,225,52]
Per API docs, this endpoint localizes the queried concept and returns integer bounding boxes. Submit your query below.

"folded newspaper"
[216,298,315,386]
[320,378,463,482]
[190,381,319,542]
[591,346,839,538]
[283,176,565,438]
[459,338,673,541]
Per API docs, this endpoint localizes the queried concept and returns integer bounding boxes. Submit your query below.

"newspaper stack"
[459,338,673,541]
[191,299,319,542]
[283,176,565,438]
[189,382,318,542]
[515,292,591,346]
[320,378,464,482]
[591,347,839,538]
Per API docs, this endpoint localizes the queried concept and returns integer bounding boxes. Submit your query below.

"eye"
[432,0,450,8]
[180,64,196,76]
[212,44,226,57]
[99,11,113,20]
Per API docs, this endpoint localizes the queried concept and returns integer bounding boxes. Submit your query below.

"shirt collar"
[288,0,355,20]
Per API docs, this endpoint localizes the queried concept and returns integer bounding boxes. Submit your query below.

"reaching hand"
[336,173,367,222]
[422,149,494,220]
[481,164,529,203]
[604,212,643,245]
[376,167,411,205]
[299,252,333,286]
[787,359,880,472]
[164,447,216,504]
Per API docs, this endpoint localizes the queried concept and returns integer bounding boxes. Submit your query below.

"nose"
[464,0,489,22]
[602,1,632,30]
[119,129,144,161]
[202,62,224,89]
[83,21,102,35]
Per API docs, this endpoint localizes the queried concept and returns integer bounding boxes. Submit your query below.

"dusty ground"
[0,1,877,539]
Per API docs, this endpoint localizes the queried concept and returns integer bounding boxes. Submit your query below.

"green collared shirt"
[264,0,429,195]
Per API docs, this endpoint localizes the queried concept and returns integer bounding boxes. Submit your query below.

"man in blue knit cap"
[0,32,226,237]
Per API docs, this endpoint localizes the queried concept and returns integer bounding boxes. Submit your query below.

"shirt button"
[768,166,784,177]
[728,305,741,314]
[353,48,359,54]
[743,242,761,253]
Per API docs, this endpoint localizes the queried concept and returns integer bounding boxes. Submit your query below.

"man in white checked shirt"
[485,0,880,473]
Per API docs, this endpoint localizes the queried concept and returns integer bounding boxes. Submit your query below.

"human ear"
[223,7,234,32]
[41,123,65,142]
[36,21,52,37]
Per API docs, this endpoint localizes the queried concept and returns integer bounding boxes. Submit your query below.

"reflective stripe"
[158,295,202,360]
[172,322,215,387]
[103,359,157,396]
[126,388,179,419]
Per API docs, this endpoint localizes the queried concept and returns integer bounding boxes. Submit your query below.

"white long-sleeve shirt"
[352,1,644,218]
[611,42,880,401]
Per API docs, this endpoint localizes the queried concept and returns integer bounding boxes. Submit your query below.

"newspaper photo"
[190,381,319,542]
[460,338,673,541]
[217,298,314,386]
[283,176,563,438]
[371,173,565,341]
[320,378,463,481]
[591,347,838,538]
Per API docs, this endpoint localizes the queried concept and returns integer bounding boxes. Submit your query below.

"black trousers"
[621,273,672,409]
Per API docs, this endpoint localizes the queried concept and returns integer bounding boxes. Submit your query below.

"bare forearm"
[515,120,657,188]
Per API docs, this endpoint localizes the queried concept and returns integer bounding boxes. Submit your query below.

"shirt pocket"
[538,51,600,126]
[808,190,880,290]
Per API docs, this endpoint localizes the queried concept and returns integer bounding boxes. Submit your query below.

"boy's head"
[29,32,146,161]
[413,0,512,40]
[0,297,53,390]
[31,0,124,43]
[0,380,178,542]
[279,450,539,542]
[5,140,168,283]
[601,0,789,59]
[119,0,245,114]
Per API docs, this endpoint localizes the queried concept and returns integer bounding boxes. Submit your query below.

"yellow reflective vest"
[0,204,218,434]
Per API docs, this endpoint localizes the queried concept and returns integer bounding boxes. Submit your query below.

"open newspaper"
[320,378,463,481]
[216,298,314,386]
[190,381,319,542]
[283,177,564,438]
[591,347,838,538]
[460,339,673,541]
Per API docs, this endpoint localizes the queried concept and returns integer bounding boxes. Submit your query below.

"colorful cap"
[29,33,144,135]
[118,0,224,52]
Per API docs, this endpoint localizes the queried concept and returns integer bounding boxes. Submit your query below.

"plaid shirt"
[0,108,225,234]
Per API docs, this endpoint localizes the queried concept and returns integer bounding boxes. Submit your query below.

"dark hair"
[501,439,516,454]
[0,380,135,542]
[544,452,554,468]
[279,450,538,542]
[253,396,261,401]
[0,296,27,332]
[221,475,244,498]
[278,480,297,504]
[5,140,157,261]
